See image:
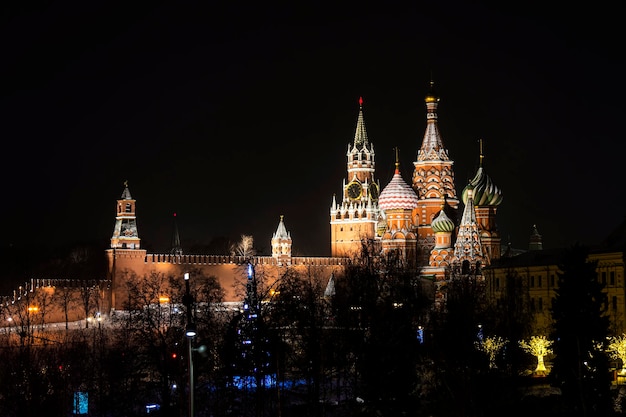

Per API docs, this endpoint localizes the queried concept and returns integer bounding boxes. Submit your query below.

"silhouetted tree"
[550,244,611,416]
[265,266,330,417]
[429,268,490,417]
[485,268,534,374]
[333,246,431,416]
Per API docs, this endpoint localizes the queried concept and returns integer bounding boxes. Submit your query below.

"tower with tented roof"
[412,81,459,266]
[106,181,148,310]
[451,184,487,274]
[271,215,292,266]
[330,97,381,257]
[110,181,141,250]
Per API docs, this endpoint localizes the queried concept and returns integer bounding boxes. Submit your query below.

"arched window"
[462,260,470,274]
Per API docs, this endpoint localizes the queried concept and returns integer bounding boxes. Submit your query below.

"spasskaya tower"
[330,97,381,257]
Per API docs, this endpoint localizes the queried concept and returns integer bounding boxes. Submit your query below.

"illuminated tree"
[607,334,626,373]
[475,335,507,369]
[519,335,553,374]
[233,234,255,258]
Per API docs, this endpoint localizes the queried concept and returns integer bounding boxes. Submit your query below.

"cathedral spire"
[417,80,449,162]
[413,81,459,266]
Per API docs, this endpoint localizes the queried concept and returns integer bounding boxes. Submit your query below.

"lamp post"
[183,272,196,417]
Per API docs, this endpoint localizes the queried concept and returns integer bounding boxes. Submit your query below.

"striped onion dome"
[431,208,455,233]
[462,166,503,206]
[378,168,419,211]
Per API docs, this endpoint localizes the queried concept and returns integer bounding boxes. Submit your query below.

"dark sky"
[1,2,624,257]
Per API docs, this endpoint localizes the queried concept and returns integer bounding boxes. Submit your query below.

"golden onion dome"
[424,80,439,103]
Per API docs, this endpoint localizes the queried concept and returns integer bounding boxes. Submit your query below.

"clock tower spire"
[330,97,381,257]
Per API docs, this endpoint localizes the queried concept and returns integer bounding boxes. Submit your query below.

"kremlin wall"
[2,82,626,336]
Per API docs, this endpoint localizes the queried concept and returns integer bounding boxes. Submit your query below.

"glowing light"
[28,306,39,313]
[519,335,553,374]
[159,296,170,304]
[475,335,507,369]
[359,96,363,106]
[607,334,626,373]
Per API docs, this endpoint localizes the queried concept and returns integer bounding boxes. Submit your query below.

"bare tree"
[53,285,79,330]
[233,234,256,258]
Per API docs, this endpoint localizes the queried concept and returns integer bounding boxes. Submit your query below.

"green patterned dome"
[431,208,455,233]
[462,167,503,206]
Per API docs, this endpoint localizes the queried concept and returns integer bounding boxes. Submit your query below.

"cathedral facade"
[330,82,503,284]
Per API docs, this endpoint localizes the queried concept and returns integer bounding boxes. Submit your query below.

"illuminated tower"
[110,181,141,249]
[412,82,459,265]
[106,181,147,310]
[378,149,419,266]
[451,185,487,274]
[330,97,381,257]
[271,215,292,266]
[461,139,503,261]
[425,201,455,271]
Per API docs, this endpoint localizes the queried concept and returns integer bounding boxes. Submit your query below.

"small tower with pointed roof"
[529,224,543,250]
[451,185,487,274]
[412,81,459,265]
[272,215,292,266]
[428,200,455,267]
[111,181,141,249]
[170,212,183,255]
[330,97,381,257]
[423,200,457,308]
[106,181,148,310]
[378,148,419,266]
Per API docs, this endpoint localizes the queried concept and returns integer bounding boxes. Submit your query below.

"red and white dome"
[378,169,419,211]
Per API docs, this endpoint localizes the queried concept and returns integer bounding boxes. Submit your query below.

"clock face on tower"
[346,181,362,200]
[369,183,379,201]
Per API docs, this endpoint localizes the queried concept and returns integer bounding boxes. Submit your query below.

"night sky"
[1,2,624,257]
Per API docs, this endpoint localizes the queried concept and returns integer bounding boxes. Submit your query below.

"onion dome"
[462,140,503,206]
[378,153,419,211]
[462,166,503,206]
[431,208,455,233]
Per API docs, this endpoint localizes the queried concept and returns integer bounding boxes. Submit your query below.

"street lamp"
[183,272,195,417]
